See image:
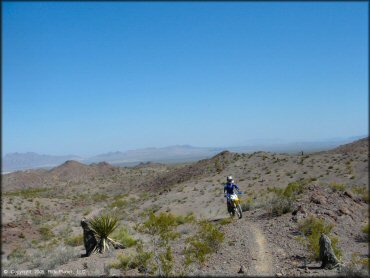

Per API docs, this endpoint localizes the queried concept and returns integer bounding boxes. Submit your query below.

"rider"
[224,176,240,213]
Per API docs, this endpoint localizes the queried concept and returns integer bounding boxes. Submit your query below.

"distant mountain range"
[2,135,367,172]
[2,152,83,173]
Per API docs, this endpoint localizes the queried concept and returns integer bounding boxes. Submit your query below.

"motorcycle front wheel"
[236,204,242,219]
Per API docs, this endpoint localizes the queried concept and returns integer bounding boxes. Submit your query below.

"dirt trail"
[199,216,274,276]
[248,223,273,275]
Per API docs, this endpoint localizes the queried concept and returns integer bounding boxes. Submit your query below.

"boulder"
[337,206,351,216]
[238,265,247,273]
[319,234,339,269]
[81,218,97,257]
[311,194,326,205]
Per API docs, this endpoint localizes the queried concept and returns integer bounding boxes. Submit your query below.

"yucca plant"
[89,213,120,253]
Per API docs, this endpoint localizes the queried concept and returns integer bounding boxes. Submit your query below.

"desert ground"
[1,137,369,276]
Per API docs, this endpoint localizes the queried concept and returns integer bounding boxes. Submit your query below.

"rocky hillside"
[1,137,368,276]
[327,137,368,154]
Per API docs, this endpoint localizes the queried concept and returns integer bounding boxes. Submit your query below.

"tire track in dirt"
[248,223,273,275]
[200,216,274,276]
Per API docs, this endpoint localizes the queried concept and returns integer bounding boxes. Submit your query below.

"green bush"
[91,193,109,202]
[267,181,308,216]
[184,220,224,265]
[174,213,195,225]
[110,253,138,271]
[352,186,369,203]
[8,248,27,261]
[268,195,294,216]
[328,182,346,192]
[283,181,306,198]
[39,225,55,241]
[111,227,137,247]
[297,216,342,260]
[108,199,128,208]
[362,223,369,234]
[159,246,174,277]
[4,188,49,198]
[138,212,179,244]
[110,241,154,274]
[64,234,83,247]
[241,196,254,212]
[219,217,233,225]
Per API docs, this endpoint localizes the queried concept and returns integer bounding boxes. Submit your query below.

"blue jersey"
[224,182,239,195]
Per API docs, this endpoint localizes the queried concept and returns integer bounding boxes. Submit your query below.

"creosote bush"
[138,212,180,243]
[362,223,369,235]
[241,196,254,212]
[219,217,233,225]
[111,227,137,247]
[38,225,55,241]
[137,212,180,276]
[352,185,369,203]
[184,220,224,266]
[267,180,308,216]
[64,234,83,247]
[297,216,342,260]
[110,241,155,274]
[327,182,346,192]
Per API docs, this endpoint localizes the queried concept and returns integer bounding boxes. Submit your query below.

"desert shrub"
[30,246,76,269]
[267,180,308,216]
[268,194,294,216]
[159,246,174,277]
[184,220,224,265]
[339,253,369,277]
[174,212,195,225]
[138,212,179,244]
[7,248,28,263]
[362,223,369,235]
[4,188,49,198]
[113,193,129,200]
[110,242,155,274]
[64,234,83,247]
[38,225,55,240]
[137,212,180,275]
[297,216,342,260]
[110,252,138,271]
[283,181,306,198]
[219,217,233,225]
[44,246,76,269]
[328,182,346,192]
[89,213,119,253]
[108,199,128,208]
[352,186,369,203]
[91,193,109,202]
[241,196,254,212]
[82,207,92,216]
[111,227,137,247]
[140,205,161,217]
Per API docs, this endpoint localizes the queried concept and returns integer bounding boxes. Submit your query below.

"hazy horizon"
[3,134,367,158]
[4,2,368,157]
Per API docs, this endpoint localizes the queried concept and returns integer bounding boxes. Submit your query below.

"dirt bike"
[226,192,243,219]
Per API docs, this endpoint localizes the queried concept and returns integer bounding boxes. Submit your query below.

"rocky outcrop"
[81,218,97,257]
[319,234,339,269]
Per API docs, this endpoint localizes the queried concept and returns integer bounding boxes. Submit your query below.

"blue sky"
[3,2,368,156]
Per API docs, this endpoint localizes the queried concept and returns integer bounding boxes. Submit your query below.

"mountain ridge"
[3,136,367,172]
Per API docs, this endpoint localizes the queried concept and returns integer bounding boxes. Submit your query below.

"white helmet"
[227,176,233,183]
